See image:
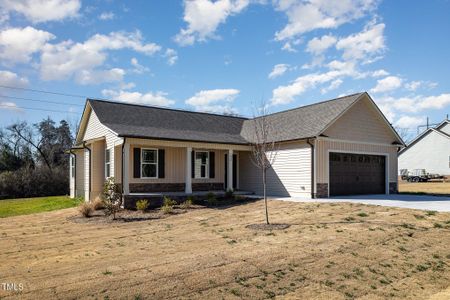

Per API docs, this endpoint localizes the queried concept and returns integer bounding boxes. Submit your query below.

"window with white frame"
[142,149,158,178]
[195,151,209,178]
[70,155,75,179]
[105,149,111,178]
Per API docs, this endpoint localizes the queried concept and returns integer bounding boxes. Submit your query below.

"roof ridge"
[253,92,365,119]
[88,98,250,120]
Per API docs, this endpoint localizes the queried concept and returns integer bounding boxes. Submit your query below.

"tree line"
[0,117,74,199]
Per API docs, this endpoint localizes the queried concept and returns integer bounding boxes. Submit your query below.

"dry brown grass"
[1,200,450,299]
[399,181,450,195]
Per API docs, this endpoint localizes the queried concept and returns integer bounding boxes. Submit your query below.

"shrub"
[103,177,122,220]
[92,196,104,210]
[206,192,217,206]
[136,199,149,211]
[161,204,173,214]
[79,202,94,218]
[225,189,234,198]
[163,196,177,207]
[186,195,197,204]
[180,199,193,209]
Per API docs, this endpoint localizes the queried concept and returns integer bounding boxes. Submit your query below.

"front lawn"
[0,196,81,218]
[1,200,450,299]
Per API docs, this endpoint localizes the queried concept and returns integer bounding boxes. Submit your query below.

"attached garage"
[329,152,386,196]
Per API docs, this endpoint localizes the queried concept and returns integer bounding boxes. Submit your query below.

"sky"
[0,0,449,139]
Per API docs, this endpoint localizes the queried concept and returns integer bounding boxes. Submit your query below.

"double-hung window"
[70,155,75,179]
[142,149,158,178]
[105,149,111,178]
[195,151,209,179]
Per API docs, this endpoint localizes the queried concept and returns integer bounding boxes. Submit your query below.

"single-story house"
[398,119,450,176]
[69,92,404,205]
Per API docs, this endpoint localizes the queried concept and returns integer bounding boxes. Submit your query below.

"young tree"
[103,177,123,220]
[248,103,278,225]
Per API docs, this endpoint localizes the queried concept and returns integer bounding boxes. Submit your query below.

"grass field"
[399,181,450,195]
[1,200,450,299]
[0,196,81,218]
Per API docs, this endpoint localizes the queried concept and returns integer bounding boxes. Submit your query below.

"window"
[195,151,209,178]
[105,149,111,178]
[70,155,75,178]
[142,149,158,178]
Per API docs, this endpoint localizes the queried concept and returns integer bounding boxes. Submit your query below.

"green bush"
[161,204,173,214]
[186,195,197,204]
[206,192,217,206]
[136,199,149,211]
[225,189,234,198]
[163,196,177,207]
[180,199,193,209]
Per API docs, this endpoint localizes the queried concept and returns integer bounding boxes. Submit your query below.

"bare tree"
[394,126,412,144]
[248,102,278,225]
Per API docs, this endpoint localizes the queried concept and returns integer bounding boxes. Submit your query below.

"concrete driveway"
[275,194,450,212]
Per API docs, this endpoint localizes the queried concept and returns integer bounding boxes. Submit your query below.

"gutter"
[121,137,126,195]
[307,138,316,199]
[82,142,91,200]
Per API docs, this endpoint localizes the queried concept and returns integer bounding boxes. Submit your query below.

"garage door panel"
[330,152,385,196]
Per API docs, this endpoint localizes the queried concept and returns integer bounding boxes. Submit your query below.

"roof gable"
[399,122,450,155]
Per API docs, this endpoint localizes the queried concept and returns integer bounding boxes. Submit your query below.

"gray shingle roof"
[88,92,364,144]
[241,93,364,143]
[88,100,249,144]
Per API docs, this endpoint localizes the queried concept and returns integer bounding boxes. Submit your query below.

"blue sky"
[0,0,449,139]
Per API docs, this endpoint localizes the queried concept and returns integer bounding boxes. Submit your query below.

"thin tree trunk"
[263,169,269,224]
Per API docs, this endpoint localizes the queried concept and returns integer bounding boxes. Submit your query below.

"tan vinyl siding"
[129,145,226,184]
[322,97,397,144]
[114,145,122,184]
[90,140,105,200]
[239,141,312,197]
[316,139,398,185]
[126,138,250,151]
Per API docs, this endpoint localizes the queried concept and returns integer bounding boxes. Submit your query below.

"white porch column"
[185,147,192,193]
[227,149,234,191]
[123,142,130,195]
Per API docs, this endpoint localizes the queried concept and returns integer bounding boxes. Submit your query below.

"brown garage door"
[329,152,386,196]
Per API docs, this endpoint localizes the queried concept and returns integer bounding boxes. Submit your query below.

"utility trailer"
[401,169,445,182]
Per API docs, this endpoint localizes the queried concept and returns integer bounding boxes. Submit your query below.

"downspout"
[307,138,316,199]
[83,142,91,200]
[69,149,76,197]
[121,137,126,195]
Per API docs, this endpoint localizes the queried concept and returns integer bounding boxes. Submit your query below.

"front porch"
[83,136,254,204]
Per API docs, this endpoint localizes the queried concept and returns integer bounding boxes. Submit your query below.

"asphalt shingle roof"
[87,92,365,144]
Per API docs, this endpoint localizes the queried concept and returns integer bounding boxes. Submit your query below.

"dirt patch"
[1,200,450,299]
[399,181,450,196]
[246,223,290,230]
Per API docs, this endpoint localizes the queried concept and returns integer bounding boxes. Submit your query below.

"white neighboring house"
[398,119,450,176]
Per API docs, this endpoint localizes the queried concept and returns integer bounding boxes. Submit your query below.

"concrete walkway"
[272,194,450,212]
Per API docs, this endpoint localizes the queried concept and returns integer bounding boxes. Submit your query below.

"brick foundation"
[316,183,328,198]
[192,182,224,191]
[389,182,398,194]
[129,183,184,193]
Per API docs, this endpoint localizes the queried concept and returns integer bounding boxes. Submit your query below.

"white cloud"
[99,12,114,20]
[0,26,55,64]
[395,115,423,129]
[371,69,389,77]
[321,78,343,94]
[185,88,240,113]
[75,68,125,85]
[174,0,250,46]
[274,0,377,41]
[165,48,178,65]
[306,34,336,56]
[130,57,149,74]
[0,70,28,87]
[417,94,450,110]
[0,0,81,23]
[268,64,290,79]
[336,22,386,62]
[101,89,175,107]
[40,31,161,83]
[370,76,402,93]
[0,101,21,112]
[405,80,438,91]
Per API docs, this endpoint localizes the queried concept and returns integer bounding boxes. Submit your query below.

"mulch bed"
[246,223,291,230]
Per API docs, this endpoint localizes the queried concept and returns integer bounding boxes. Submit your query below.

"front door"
[224,154,237,190]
